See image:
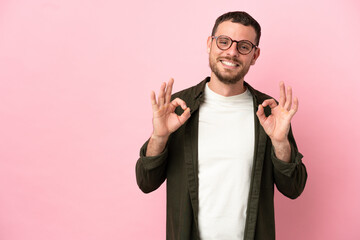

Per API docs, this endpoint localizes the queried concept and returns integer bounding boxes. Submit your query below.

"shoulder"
[171,78,208,103]
[245,82,275,103]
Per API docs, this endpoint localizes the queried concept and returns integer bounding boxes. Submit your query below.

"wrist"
[271,139,290,148]
[150,134,170,144]
[146,134,169,157]
[271,139,291,163]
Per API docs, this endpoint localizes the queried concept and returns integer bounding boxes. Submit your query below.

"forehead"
[214,20,257,43]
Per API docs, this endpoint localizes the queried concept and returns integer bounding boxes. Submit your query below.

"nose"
[225,41,239,57]
[225,42,239,57]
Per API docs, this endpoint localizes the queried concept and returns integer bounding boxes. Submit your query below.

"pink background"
[1,0,359,239]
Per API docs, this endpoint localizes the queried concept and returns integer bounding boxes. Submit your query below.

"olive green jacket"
[136,77,307,240]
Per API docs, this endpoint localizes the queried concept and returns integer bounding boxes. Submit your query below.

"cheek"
[209,51,219,62]
[211,51,227,62]
[241,55,254,65]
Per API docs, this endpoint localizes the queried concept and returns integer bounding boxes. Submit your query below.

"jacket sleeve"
[135,139,168,193]
[271,128,307,199]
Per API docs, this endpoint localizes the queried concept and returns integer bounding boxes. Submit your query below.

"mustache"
[217,56,241,65]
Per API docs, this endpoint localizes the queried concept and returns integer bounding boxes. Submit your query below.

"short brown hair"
[211,11,261,45]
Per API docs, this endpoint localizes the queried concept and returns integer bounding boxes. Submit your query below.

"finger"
[169,98,188,112]
[289,97,299,117]
[261,99,277,109]
[157,82,166,108]
[165,78,174,104]
[256,104,267,125]
[178,107,191,125]
[284,86,292,111]
[279,81,286,107]
[150,91,158,112]
[171,98,188,109]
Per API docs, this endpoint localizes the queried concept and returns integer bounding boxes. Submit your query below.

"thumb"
[178,107,191,125]
[256,104,267,125]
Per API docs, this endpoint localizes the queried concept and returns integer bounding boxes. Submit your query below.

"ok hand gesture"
[256,82,298,161]
[146,78,191,156]
[256,82,298,142]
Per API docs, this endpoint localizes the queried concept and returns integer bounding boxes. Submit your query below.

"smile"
[220,60,239,67]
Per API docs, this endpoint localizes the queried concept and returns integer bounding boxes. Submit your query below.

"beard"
[209,56,251,85]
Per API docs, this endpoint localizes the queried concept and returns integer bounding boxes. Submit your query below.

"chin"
[218,76,242,85]
[215,71,244,85]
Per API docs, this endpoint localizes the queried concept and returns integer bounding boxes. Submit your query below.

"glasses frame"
[211,35,258,55]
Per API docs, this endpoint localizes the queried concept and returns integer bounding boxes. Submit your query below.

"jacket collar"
[191,77,264,109]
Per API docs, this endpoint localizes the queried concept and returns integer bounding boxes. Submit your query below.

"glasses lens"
[237,41,253,54]
[216,36,231,50]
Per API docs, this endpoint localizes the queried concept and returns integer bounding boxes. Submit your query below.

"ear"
[206,36,212,54]
[251,47,260,65]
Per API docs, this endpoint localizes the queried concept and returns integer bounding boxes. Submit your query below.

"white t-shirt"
[198,83,255,240]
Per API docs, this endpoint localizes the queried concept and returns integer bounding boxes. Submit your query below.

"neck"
[208,73,246,96]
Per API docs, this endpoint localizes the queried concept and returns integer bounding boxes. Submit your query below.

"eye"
[239,42,252,51]
[217,37,230,46]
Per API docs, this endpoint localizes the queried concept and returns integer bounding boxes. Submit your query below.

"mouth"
[220,59,239,68]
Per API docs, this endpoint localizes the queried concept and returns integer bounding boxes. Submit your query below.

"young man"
[136,11,307,240]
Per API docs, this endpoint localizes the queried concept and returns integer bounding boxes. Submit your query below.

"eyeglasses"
[211,35,258,55]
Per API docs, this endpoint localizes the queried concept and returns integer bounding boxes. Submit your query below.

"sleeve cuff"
[271,145,304,177]
[139,139,169,170]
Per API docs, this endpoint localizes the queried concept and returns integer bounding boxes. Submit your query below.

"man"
[136,11,307,240]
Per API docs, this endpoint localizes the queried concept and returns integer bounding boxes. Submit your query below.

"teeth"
[222,60,237,66]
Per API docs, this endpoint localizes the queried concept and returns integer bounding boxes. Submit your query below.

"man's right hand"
[146,78,191,156]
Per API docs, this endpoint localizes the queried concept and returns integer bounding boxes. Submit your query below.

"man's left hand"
[256,82,298,162]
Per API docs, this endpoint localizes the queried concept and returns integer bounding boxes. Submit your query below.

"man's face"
[207,21,260,85]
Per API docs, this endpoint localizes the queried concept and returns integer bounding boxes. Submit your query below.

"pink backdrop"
[1,0,359,239]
